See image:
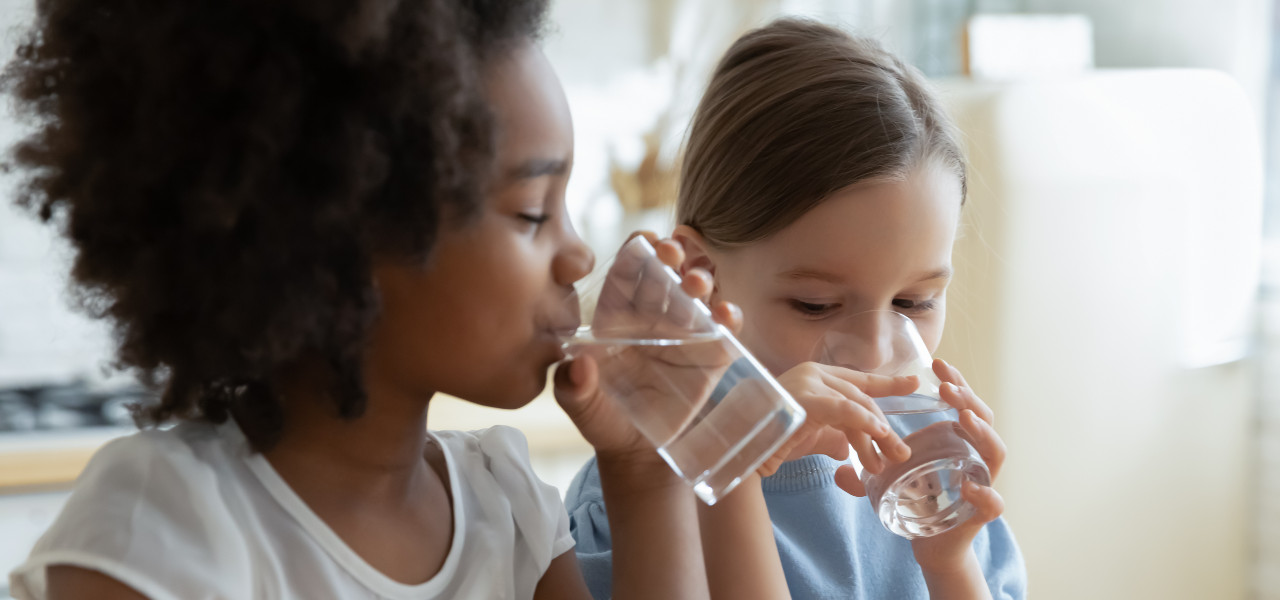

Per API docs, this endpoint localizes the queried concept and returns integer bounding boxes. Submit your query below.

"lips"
[547,315,582,339]
[546,290,582,338]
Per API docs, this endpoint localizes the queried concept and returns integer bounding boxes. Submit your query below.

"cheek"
[370,268,480,373]
[917,307,948,355]
[713,269,817,374]
[367,234,546,392]
[737,307,824,376]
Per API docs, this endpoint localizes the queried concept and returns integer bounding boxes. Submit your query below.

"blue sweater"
[565,454,1027,599]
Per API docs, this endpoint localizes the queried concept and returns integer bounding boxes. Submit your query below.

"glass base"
[662,403,804,506]
[876,456,990,539]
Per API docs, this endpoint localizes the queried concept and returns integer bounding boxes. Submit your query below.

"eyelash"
[517,213,551,226]
[789,300,837,317]
[892,298,938,313]
[787,298,938,317]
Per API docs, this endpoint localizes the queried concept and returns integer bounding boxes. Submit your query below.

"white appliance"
[935,70,1261,600]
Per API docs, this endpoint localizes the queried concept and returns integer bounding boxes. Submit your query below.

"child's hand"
[756,364,916,480]
[553,232,742,465]
[909,359,1008,576]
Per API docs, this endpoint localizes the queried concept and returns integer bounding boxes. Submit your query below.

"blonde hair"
[677,19,966,247]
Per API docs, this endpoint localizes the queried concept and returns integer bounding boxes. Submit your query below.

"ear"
[672,224,717,278]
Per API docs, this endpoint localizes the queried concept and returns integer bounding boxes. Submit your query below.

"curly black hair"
[3,0,548,450]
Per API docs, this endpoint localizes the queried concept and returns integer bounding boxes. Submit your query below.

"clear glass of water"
[818,311,990,539]
[562,236,805,505]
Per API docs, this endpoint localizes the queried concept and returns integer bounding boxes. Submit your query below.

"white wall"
[1025,0,1273,118]
[1012,3,1277,598]
[0,0,123,389]
[939,70,1262,600]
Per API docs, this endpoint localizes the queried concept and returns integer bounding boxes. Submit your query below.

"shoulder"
[431,426,576,587]
[67,422,235,527]
[430,426,574,556]
[432,425,554,507]
[82,422,224,488]
[431,424,538,476]
[50,422,230,526]
[8,422,252,600]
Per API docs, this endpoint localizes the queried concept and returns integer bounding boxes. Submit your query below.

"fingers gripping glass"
[817,311,990,539]
[562,236,806,504]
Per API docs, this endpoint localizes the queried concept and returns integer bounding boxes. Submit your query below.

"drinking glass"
[563,236,805,504]
[818,311,990,538]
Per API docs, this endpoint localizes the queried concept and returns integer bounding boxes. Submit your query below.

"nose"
[553,219,595,287]
[823,312,897,374]
[847,315,894,372]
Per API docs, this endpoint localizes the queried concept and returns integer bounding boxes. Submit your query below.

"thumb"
[553,356,600,417]
[921,482,1003,552]
[954,481,1004,533]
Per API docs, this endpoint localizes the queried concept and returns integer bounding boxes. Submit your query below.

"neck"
[261,361,435,502]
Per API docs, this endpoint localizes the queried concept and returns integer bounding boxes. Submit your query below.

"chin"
[484,389,542,411]
[472,372,547,411]
[451,348,558,410]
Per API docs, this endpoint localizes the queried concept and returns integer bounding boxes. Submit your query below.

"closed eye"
[517,213,551,226]
[789,299,838,317]
[892,298,938,314]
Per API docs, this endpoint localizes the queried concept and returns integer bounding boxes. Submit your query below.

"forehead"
[745,164,963,284]
[482,44,573,167]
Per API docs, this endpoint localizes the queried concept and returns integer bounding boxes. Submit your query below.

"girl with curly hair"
[0,0,777,597]
[3,0,922,597]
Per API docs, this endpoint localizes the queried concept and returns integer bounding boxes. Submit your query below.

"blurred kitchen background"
[1,0,1278,598]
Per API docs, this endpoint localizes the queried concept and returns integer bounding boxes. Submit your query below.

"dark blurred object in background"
[0,383,152,432]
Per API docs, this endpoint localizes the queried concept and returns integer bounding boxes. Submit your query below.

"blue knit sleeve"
[565,451,1025,600]
[561,359,755,600]
[564,456,613,600]
[972,516,1028,599]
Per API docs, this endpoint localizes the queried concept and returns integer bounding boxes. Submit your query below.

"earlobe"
[672,224,717,278]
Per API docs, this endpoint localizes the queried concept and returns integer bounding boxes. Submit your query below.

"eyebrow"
[915,266,954,283]
[779,268,846,284]
[778,265,954,284]
[505,158,569,181]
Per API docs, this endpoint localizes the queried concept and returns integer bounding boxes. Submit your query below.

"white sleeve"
[475,426,575,567]
[8,431,251,600]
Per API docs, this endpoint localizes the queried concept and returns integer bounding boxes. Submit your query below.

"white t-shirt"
[8,420,574,600]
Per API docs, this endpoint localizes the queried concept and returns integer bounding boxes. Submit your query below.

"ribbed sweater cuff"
[760,454,845,493]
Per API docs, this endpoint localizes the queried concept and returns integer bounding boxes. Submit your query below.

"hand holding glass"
[817,311,990,539]
[562,236,805,504]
